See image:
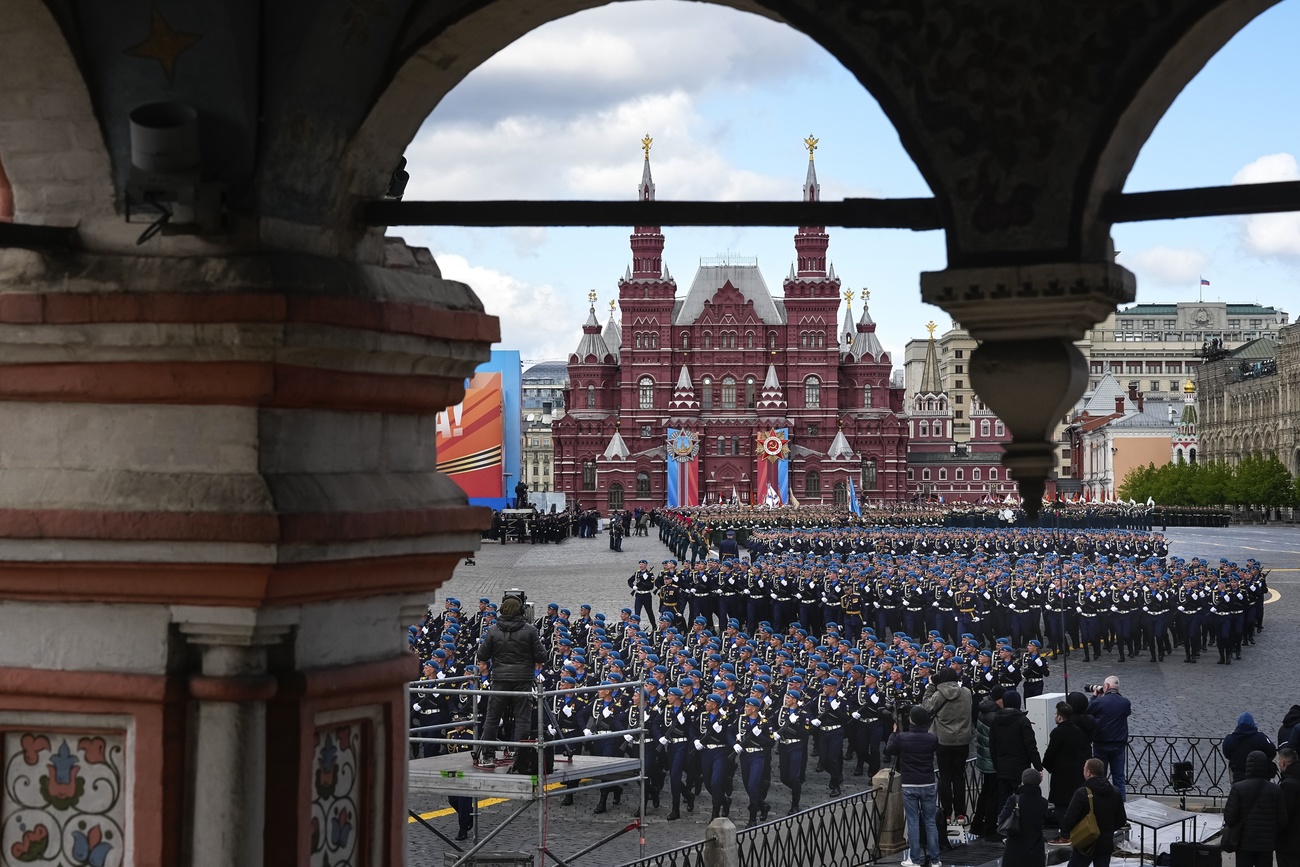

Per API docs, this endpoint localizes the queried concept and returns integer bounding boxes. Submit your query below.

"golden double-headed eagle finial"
[861,288,871,302]
[843,289,854,305]
[641,134,653,160]
[588,289,598,304]
[609,300,616,313]
[926,320,938,337]
[804,134,819,160]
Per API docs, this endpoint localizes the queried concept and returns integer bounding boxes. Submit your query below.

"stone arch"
[329,0,945,260]
[0,0,114,226]
[1082,0,1282,256]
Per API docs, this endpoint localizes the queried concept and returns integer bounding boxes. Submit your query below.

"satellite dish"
[526,413,536,422]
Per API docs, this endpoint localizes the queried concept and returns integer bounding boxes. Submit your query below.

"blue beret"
[668,687,684,697]
[707,693,724,705]
[745,697,761,707]
[561,676,577,685]
[479,597,490,604]
[822,677,839,687]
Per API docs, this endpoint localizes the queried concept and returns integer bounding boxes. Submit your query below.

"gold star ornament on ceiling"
[125,6,201,84]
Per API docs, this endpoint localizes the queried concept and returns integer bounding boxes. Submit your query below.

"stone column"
[922,261,1136,514]
[175,609,295,867]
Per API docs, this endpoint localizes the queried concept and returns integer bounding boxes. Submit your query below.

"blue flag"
[848,474,861,516]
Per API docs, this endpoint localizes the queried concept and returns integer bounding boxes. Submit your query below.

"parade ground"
[407,522,1300,865]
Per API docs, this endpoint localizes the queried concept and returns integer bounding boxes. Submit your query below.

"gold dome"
[1183,378,1196,394]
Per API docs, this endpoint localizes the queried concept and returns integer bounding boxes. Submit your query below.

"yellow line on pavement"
[408,782,569,823]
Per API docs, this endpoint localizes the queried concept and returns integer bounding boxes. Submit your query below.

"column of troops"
[408,525,1269,827]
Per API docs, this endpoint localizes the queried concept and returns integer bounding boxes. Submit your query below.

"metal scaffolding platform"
[410,752,643,799]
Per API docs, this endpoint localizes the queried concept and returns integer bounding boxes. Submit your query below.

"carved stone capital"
[920,262,1135,341]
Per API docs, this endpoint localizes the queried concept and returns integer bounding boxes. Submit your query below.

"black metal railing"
[737,788,878,867]
[617,839,709,867]
[1126,735,1230,803]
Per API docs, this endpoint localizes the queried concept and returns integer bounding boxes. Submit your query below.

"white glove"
[583,729,593,737]
[659,736,669,746]
[693,739,704,750]
[712,722,723,733]
[789,714,799,723]
[851,711,861,720]
[830,700,840,710]
[412,702,421,711]
[547,725,557,735]
[812,718,822,727]
[676,712,686,724]
[624,734,634,743]
[563,705,574,717]
[734,744,743,753]
[603,708,612,719]
[751,725,763,736]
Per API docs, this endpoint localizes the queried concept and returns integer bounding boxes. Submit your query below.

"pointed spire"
[793,135,829,278]
[630,134,666,280]
[603,301,621,363]
[848,288,886,361]
[757,363,787,412]
[603,429,631,460]
[669,364,699,412]
[572,290,614,363]
[840,290,856,351]
[827,428,854,460]
[919,321,943,394]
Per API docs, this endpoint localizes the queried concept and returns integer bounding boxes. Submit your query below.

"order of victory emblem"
[667,430,700,463]
[756,429,789,462]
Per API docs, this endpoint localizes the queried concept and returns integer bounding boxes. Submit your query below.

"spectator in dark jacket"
[924,667,974,823]
[1087,676,1131,800]
[1044,702,1090,833]
[1277,747,1300,867]
[973,687,1005,840]
[885,705,941,867]
[999,767,1049,867]
[477,594,548,765]
[1062,758,1127,867]
[1224,713,1278,784]
[990,690,1042,817]
[1067,691,1097,747]
[1279,706,1300,753]
[1224,750,1285,867]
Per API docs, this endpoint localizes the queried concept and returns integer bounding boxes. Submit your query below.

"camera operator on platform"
[475,589,547,767]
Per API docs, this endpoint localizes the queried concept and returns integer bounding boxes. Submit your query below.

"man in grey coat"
[924,666,975,823]
[477,591,548,766]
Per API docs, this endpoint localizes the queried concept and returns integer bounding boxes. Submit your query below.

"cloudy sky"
[394,1,1300,367]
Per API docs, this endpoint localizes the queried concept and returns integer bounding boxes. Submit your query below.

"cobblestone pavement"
[407,524,1300,866]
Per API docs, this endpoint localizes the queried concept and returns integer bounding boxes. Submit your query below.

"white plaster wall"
[0,601,171,673]
[293,593,428,667]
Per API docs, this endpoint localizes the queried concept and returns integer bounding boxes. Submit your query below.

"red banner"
[435,372,504,498]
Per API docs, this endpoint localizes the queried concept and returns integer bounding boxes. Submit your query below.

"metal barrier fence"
[1126,735,1231,802]
[617,839,709,867]
[737,788,878,867]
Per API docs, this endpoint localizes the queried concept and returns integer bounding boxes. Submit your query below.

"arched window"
[1189,448,1197,464]
[681,332,690,349]
[768,332,777,350]
[731,435,741,456]
[862,459,877,489]
[863,384,873,408]
[994,421,1004,437]
[582,459,597,491]
[721,376,737,409]
[805,471,821,497]
[703,332,712,349]
[636,471,651,497]
[955,468,964,481]
[919,421,929,437]
[816,332,825,349]
[988,468,997,480]
[745,376,756,409]
[804,376,821,408]
[608,483,624,510]
[587,384,596,407]
[973,468,982,481]
[938,468,947,481]
[638,376,654,410]
[934,420,944,438]
[922,468,931,481]
[701,376,713,410]
[650,332,658,349]
[833,480,848,506]
[907,468,914,480]
[717,435,726,455]
[746,331,754,349]
[980,419,991,437]
[635,333,643,349]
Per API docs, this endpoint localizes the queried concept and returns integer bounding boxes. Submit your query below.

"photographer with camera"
[475,589,547,768]
[1087,676,1132,801]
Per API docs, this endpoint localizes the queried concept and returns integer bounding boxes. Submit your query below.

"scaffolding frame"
[408,677,648,867]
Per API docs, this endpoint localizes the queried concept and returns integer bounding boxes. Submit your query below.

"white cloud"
[1231,153,1300,259]
[1124,245,1210,287]
[435,253,582,361]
